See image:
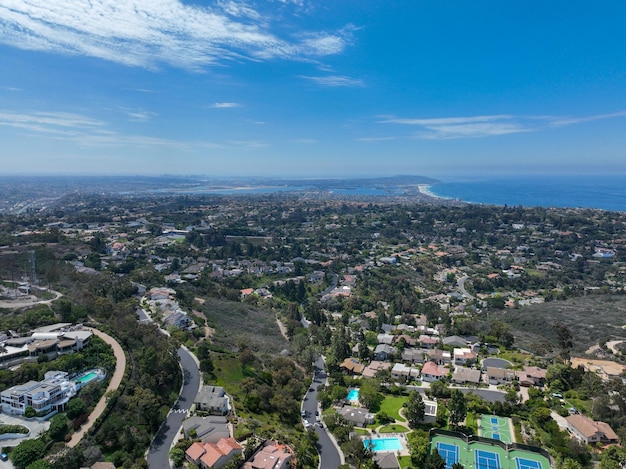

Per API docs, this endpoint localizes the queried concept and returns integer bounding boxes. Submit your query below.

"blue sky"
[1,1,626,177]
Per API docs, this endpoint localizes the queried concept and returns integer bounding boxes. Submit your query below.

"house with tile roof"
[242,440,294,469]
[420,361,445,382]
[565,414,619,444]
[185,438,242,469]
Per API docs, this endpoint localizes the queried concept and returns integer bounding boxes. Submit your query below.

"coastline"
[417,184,449,201]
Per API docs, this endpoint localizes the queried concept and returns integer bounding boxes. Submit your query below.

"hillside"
[494,294,626,358]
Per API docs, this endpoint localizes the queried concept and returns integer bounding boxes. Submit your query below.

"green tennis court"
[430,432,550,469]
[479,414,513,443]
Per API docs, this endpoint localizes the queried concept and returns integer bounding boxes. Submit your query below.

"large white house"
[1,368,105,416]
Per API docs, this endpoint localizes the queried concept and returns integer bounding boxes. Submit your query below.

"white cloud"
[0,0,351,70]
[0,108,219,149]
[300,75,364,87]
[119,109,157,122]
[356,136,397,142]
[380,111,626,139]
[210,102,243,108]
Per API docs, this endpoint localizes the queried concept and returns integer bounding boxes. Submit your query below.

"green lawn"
[378,424,409,433]
[354,428,370,435]
[213,355,244,390]
[379,395,408,422]
[398,455,413,469]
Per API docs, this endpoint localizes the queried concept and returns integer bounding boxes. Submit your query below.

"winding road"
[302,357,343,469]
[147,347,201,469]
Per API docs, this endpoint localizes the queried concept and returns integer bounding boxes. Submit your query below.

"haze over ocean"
[427,175,626,213]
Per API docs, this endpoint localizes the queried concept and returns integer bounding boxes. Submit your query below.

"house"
[242,440,294,469]
[194,385,229,415]
[565,414,619,444]
[182,416,230,443]
[395,334,417,347]
[240,288,254,300]
[340,357,365,375]
[391,363,419,381]
[428,349,451,365]
[442,335,469,348]
[374,344,397,361]
[420,361,445,382]
[1,371,74,415]
[373,452,400,469]
[339,406,375,427]
[451,367,482,385]
[377,334,395,345]
[419,335,439,349]
[485,367,516,385]
[522,366,547,386]
[402,348,425,364]
[362,361,393,379]
[185,438,242,469]
[453,348,477,366]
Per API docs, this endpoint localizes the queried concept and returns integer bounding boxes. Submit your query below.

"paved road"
[457,275,475,300]
[301,357,343,469]
[147,347,201,469]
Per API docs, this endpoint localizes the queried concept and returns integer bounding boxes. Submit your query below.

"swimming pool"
[346,388,359,401]
[365,438,402,452]
[76,372,98,384]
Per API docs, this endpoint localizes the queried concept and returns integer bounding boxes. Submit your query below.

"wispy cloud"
[356,136,397,142]
[1,86,22,92]
[380,111,626,139]
[300,75,364,87]
[210,102,243,109]
[0,1,352,71]
[119,109,157,122]
[0,108,217,149]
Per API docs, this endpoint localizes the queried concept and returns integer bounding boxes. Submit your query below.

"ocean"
[426,175,626,213]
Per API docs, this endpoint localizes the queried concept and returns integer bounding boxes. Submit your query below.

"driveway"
[147,347,201,469]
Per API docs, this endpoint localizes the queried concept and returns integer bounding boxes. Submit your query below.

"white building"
[1,371,74,415]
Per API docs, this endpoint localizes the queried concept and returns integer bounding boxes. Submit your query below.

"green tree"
[25,461,51,469]
[169,448,185,468]
[345,435,374,469]
[407,430,430,468]
[406,390,426,428]
[11,439,46,469]
[47,414,68,442]
[560,458,582,469]
[424,448,446,469]
[552,322,573,361]
[66,398,86,419]
[448,390,467,428]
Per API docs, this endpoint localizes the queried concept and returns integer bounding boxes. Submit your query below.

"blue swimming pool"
[346,388,359,401]
[365,438,402,452]
[76,371,98,384]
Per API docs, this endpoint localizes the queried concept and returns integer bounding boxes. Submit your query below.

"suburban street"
[147,347,201,469]
[301,357,343,469]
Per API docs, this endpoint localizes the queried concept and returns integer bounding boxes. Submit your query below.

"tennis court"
[430,433,550,469]
[476,449,501,469]
[479,414,514,443]
[436,442,459,469]
[515,457,543,469]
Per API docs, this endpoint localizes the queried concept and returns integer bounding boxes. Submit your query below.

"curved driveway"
[67,327,126,448]
[147,347,201,469]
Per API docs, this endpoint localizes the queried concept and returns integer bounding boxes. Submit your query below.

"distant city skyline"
[1,1,626,177]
